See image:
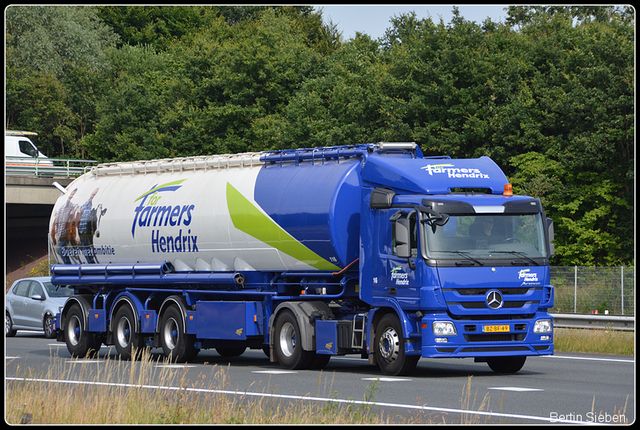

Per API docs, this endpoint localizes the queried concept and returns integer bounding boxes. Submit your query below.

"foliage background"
[5,5,635,266]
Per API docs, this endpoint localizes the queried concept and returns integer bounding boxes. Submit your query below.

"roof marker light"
[503,184,513,196]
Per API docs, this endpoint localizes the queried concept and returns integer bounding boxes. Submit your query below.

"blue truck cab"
[359,150,554,374]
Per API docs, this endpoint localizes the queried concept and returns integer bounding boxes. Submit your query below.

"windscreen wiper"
[491,251,540,266]
[439,251,485,266]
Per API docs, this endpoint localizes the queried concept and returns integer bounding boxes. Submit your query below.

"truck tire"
[64,303,100,358]
[374,313,419,376]
[159,305,199,362]
[274,310,313,370]
[113,306,144,360]
[309,354,331,370]
[216,347,247,357]
[486,356,527,373]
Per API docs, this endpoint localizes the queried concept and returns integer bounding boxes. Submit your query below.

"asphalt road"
[6,332,635,424]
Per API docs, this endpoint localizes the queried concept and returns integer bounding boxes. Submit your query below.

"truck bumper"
[420,313,554,358]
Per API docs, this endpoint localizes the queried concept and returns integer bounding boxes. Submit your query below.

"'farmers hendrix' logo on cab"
[518,268,540,285]
[421,163,490,179]
[131,180,198,253]
[391,266,409,286]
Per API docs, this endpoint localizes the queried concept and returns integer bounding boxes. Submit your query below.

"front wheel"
[159,305,199,362]
[374,313,419,376]
[487,356,527,373]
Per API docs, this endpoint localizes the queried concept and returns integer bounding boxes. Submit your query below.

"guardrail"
[551,313,635,332]
[5,156,97,178]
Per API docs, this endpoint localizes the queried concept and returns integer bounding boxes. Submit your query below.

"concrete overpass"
[5,176,75,272]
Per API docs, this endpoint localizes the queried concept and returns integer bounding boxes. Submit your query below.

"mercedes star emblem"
[485,290,504,309]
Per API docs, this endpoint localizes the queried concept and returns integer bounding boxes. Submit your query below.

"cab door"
[372,209,419,302]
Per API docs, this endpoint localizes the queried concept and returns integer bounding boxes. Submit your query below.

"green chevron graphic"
[226,182,340,271]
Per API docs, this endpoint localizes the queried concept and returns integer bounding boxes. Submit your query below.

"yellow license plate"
[483,324,510,333]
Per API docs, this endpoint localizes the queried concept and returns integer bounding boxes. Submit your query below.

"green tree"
[6,5,118,76]
[6,6,118,157]
[512,11,634,265]
[379,7,634,265]
[253,32,409,149]
[82,44,177,161]
[84,10,326,160]
[96,6,219,51]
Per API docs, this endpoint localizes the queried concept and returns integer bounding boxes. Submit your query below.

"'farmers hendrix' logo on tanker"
[421,163,489,179]
[131,180,198,253]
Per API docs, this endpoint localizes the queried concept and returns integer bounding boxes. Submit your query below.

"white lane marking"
[155,364,197,369]
[362,377,412,382]
[488,387,544,392]
[542,355,633,364]
[6,376,595,424]
[251,370,297,374]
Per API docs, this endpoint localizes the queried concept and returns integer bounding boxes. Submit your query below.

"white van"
[5,130,54,170]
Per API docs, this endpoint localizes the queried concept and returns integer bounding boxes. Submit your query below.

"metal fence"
[5,156,96,178]
[551,266,635,316]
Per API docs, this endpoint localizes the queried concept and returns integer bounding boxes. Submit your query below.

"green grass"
[553,328,634,356]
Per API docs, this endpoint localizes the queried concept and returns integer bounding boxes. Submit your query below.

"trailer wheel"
[374,313,419,376]
[486,356,526,373]
[274,310,313,370]
[113,306,144,360]
[64,304,100,358]
[159,305,199,363]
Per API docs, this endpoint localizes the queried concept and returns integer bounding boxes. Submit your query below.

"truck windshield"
[424,213,549,261]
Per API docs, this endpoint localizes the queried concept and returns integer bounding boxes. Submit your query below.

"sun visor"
[362,155,509,194]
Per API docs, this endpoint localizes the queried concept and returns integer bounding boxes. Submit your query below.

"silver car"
[6,277,73,338]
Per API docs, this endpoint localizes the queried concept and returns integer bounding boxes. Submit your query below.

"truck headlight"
[432,321,457,336]
[533,319,552,334]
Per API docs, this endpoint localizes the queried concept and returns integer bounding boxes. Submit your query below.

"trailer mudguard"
[60,295,94,334]
[109,293,146,335]
[156,295,191,335]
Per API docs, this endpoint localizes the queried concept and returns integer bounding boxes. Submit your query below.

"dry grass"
[5,350,434,424]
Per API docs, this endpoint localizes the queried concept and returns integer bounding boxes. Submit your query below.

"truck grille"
[443,286,544,316]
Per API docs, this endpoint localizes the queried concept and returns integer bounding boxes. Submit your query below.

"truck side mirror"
[395,218,411,259]
[546,218,555,256]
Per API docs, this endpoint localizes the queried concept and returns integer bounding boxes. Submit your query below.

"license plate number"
[483,324,510,333]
